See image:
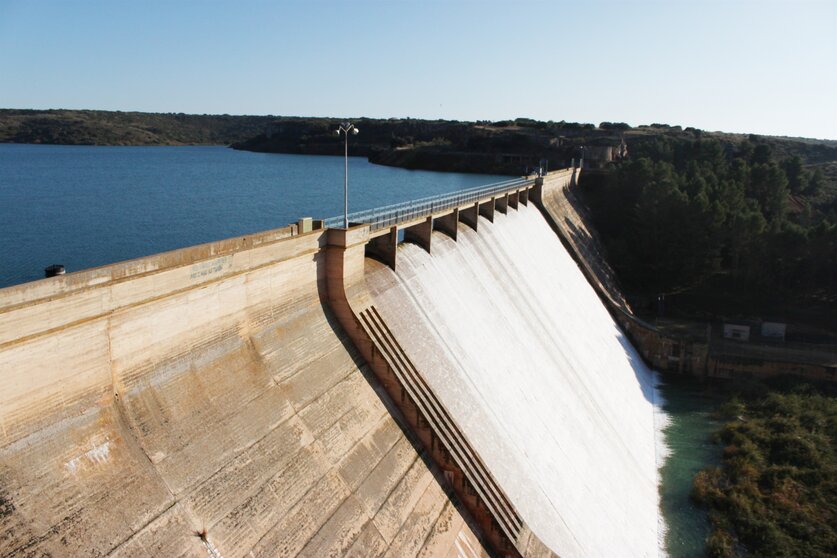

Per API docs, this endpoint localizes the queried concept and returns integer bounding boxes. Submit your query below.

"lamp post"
[335,122,359,229]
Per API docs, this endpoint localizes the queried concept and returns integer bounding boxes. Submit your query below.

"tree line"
[581,136,836,323]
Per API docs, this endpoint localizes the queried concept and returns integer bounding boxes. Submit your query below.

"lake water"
[0,143,718,556]
[0,144,506,288]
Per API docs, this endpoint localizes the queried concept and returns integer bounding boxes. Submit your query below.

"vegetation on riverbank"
[691,377,837,557]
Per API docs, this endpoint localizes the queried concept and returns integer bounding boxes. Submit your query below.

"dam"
[0,170,664,557]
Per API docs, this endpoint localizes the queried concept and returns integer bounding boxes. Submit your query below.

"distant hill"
[2,109,835,181]
[0,109,273,146]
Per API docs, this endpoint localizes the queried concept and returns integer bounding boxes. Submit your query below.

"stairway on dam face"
[364,204,664,557]
[0,229,488,556]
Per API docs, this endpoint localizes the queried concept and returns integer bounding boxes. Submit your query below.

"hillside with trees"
[578,134,837,329]
[0,109,273,145]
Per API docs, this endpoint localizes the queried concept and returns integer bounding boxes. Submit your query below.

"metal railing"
[324,176,535,231]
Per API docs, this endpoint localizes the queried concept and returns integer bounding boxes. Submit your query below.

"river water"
[0,143,717,556]
[658,377,722,557]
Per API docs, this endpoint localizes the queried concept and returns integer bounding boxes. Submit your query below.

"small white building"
[761,322,787,341]
[723,323,751,342]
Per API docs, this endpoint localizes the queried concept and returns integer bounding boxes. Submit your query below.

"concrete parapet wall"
[0,225,487,556]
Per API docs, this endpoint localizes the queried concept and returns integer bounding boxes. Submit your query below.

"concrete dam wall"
[0,228,487,556]
[0,170,664,557]
[365,204,663,556]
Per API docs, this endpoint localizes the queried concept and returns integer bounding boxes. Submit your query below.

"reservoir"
[0,144,505,288]
[0,142,717,556]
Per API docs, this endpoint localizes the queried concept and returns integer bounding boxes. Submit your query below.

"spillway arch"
[0,168,667,557]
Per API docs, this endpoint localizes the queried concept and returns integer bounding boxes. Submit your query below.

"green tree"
[782,156,808,194]
[749,162,789,223]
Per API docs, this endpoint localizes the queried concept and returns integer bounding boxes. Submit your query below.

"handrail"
[324,176,535,231]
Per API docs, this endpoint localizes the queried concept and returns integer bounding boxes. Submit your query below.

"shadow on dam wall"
[0,168,663,557]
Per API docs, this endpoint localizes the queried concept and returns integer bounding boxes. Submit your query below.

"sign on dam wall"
[0,168,664,557]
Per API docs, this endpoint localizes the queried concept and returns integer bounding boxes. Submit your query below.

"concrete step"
[358,305,523,546]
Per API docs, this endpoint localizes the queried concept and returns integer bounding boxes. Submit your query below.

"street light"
[335,122,359,229]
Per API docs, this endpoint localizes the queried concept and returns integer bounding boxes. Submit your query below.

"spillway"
[365,203,665,557]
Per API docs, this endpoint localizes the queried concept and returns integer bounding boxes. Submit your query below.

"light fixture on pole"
[335,122,359,229]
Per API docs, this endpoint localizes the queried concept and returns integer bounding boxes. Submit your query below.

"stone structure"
[2,165,833,558]
[0,223,487,557]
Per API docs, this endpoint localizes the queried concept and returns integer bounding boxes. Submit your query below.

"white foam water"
[367,204,668,557]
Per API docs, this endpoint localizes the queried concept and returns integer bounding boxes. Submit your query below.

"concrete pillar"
[365,226,398,270]
[404,216,432,254]
[478,199,495,223]
[519,188,529,206]
[459,202,479,231]
[508,191,519,210]
[530,178,543,206]
[495,193,508,214]
[433,208,458,241]
[325,225,372,322]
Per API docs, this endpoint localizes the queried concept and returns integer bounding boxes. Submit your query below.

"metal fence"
[323,177,535,231]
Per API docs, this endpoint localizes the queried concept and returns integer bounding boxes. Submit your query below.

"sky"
[1,0,835,139]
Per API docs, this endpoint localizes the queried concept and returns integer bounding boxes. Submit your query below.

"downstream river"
[0,143,718,556]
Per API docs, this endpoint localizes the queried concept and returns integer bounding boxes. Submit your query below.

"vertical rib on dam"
[365,203,663,557]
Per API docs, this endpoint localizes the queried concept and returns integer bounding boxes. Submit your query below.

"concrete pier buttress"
[478,199,495,223]
[366,225,398,271]
[459,203,480,232]
[508,191,519,210]
[0,225,488,557]
[404,216,433,253]
[495,194,509,215]
[433,209,459,241]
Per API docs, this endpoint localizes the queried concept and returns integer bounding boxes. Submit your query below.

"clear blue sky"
[1,0,835,139]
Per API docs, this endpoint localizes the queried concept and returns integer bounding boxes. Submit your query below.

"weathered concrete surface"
[0,226,487,557]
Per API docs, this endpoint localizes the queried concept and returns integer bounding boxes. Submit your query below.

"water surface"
[659,376,722,557]
[0,144,505,288]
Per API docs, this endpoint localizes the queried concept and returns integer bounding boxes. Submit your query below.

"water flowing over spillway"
[366,204,665,557]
